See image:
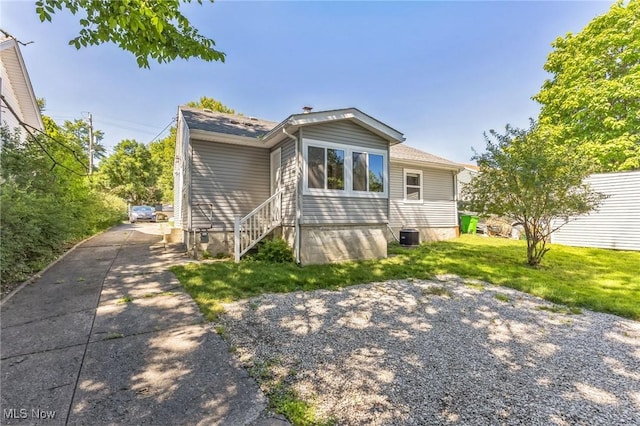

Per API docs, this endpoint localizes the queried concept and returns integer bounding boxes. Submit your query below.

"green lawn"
[171,235,640,321]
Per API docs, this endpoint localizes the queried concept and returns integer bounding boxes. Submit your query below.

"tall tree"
[97,139,160,204]
[149,127,177,202]
[533,0,640,171]
[464,121,605,266]
[35,0,225,68]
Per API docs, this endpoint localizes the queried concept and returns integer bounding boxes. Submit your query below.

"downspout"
[282,127,301,264]
[453,171,460,236]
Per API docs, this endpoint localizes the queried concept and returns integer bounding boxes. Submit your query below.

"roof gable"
[262,108,405,146]
[0,36,44,131]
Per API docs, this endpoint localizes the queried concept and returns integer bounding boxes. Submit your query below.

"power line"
[1,95,88,176]
[148,117,176,144]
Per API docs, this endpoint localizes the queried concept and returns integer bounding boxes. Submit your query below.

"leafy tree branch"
[35,0,225,68]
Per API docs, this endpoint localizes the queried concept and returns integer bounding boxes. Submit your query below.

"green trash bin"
[460,215,478,234]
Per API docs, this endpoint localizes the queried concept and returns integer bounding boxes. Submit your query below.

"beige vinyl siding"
[302,196,387,224]
[389,162,458,228]
[551,171,640,251]
[389,201,457,228]
[273,138,297,226]
[299,122,390,224]
[190,139,269,230]
[303,120,388,149]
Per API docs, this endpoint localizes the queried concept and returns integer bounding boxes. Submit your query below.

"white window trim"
[302,138,388,198]
[403,168,423,203]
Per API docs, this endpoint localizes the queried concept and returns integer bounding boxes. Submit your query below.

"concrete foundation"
[299,224,387,265]
[387,226,458,244]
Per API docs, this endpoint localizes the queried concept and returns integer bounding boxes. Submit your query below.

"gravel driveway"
[220,276,640,425]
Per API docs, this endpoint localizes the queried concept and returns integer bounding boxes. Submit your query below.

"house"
[551,171,640,251]
[0,33,44,144]
[173,106,463,264]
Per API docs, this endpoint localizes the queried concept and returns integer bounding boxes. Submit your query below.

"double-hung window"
[404,169,423,202]
[303,139,387,197]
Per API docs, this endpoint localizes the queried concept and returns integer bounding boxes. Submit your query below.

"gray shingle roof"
[390,144,462,169]
[180,107,277,138]
[180,106,460,169]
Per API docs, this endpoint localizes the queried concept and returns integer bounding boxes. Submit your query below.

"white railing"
[234,190,283,262]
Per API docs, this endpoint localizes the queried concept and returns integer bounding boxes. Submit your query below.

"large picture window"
[404,169,423,202]
[303,139,387,197]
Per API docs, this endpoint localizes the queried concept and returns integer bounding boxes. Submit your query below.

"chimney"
[302,106,313,114]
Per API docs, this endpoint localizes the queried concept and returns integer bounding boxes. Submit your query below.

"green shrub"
[253,238,294,263]
[0,126,126,289]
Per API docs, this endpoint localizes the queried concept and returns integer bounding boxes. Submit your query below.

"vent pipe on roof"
[302,106,313,114]
[202,108,213,113]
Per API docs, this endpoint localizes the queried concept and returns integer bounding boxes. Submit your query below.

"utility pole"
[88,113,94,174]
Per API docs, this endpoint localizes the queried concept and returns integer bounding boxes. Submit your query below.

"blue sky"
[3,0,613,163]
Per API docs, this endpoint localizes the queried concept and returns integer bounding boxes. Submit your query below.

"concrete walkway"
[1,224,285,425]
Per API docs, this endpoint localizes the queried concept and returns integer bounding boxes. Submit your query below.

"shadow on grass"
[172,235,640,321]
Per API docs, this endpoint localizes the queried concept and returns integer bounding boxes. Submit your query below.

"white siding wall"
[551,171,640,251]
[300,121,390,225]
[173,114,190,229]
[190,139,270,230]
[389,162,458,228]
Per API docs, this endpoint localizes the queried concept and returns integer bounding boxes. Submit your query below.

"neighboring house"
[551,171,640,251]
[174,106,463,264]
[456,164,480,200]
[0,34,44,145]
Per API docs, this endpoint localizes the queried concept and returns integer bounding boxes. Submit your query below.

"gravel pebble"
[220,277,640,425]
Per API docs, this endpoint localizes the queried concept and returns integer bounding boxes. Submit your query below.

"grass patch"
[248,359,334,426]
[171,234,640,321]
[464,282,485,290]
[214,325,228,339]
[106,332,124,339]
[117,295,134,304]
[422,286,452,298]
[494,293,511,303]
[142,291,177,299]
[537,305,583,315]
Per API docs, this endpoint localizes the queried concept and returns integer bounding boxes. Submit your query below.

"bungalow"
[173,106,463,264]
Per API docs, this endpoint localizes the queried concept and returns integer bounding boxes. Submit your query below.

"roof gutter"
[391,158,465,172]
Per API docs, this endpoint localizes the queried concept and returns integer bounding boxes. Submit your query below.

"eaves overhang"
[189,128,269,148]
[0,38,44,131]
[261,108,405,146]
[390,157,465,172]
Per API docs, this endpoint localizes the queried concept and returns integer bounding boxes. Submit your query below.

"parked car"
[129,205,157,223]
